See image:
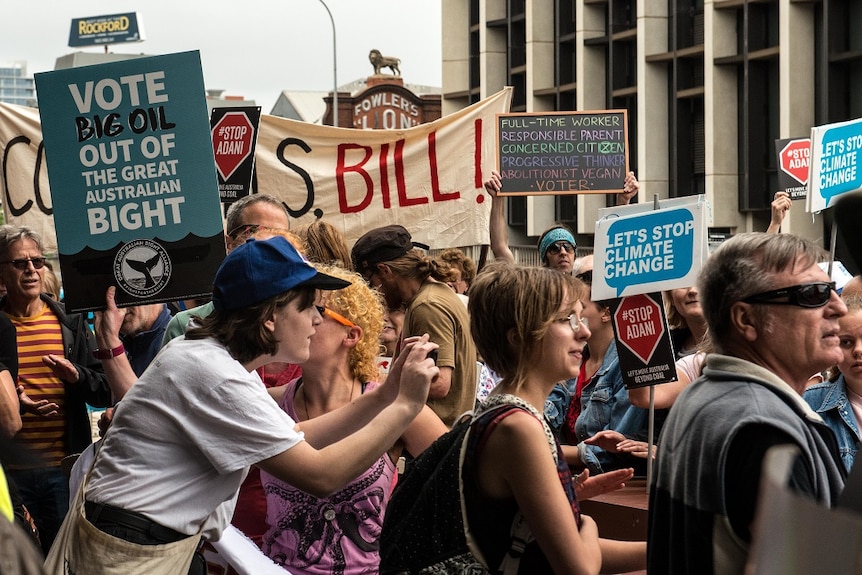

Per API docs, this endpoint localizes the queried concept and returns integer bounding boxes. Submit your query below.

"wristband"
[93,344,125,360]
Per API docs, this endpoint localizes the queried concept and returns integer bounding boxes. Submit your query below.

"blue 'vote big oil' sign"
[592,197,708,300]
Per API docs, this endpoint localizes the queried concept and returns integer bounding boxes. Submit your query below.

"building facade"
[0,62,36,107]
[441,0,862,257]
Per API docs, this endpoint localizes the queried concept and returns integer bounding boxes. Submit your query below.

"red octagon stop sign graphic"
[614,294,665,364]
[212,112,254,180]
[779,139,811,186]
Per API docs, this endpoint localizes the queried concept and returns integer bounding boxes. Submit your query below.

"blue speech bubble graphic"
[603,208,695,296]
[818,123,862,207]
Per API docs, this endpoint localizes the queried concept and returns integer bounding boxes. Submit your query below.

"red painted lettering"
[336,143,373,213]
[429,132,459,202]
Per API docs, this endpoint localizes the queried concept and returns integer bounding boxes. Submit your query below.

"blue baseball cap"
[212,237,350,310]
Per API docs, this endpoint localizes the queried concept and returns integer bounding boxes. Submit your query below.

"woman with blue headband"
[484,170,639,275]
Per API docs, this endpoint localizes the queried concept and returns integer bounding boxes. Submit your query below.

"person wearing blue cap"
[46,236,440,574]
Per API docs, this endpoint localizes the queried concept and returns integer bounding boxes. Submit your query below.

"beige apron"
[44,441,201,575]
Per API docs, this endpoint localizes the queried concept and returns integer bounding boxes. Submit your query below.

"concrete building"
[440,0,862,259]
[0,62,37,107]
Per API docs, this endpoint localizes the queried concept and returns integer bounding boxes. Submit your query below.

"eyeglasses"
[742,281,836,308]
[315,305,357,328]
[0,257,46,271]
[227,224,291,242]
[555,314,589,333]
[547,242,575,256]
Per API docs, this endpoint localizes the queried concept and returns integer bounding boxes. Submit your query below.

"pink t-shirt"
[260,379,396,575]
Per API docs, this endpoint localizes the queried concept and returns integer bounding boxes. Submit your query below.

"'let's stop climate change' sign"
[591,196,709,300]
[808,117,862,213]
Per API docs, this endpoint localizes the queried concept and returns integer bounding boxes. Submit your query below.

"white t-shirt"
[87,336,303,540]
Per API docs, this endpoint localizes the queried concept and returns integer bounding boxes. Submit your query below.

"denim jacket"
[804,376,861,473]
[573,343,648,474]
[544,378,575,439]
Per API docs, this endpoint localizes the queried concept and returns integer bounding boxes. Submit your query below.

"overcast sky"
[1,1,442,112]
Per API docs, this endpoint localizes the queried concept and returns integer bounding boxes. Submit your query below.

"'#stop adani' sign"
[210,106,261,203]
[611,292,677,389]
[775,137,810,200]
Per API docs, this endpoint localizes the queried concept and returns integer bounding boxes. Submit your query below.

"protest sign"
[808,117,862,213]
[34,50,225,312]
[211,106,260,204]
[774,137,810,200]
[495,110,628,195]
[591,196,709,300]
[610,292,677,389]
[0,87,513,252]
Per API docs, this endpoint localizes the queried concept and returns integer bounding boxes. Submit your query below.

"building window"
[715,0,779,212]
[663,0,705,198]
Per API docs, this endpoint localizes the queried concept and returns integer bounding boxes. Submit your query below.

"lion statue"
[369,49,401,76]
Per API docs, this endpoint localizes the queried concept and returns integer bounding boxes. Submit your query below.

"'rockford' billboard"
[69,13,145,48]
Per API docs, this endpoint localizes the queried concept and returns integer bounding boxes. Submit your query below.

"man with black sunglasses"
[649,232,847,574]
[0,225,110,554]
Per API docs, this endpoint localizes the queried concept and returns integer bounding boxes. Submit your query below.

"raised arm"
[93,287,139,402]
[484,170,516,265]
[766,191,791,234]
[616,171,640,206]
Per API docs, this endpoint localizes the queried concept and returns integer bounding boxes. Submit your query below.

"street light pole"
[317,0,337,127]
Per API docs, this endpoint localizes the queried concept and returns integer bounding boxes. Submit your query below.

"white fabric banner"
[0,88,512,253]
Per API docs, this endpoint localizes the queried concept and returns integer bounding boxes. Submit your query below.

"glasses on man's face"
[741,281,837,308]
[555,314,589,333]
[227,224,291,242]
[547,242,575,256]
[0,257,46,271]
[315,305,357,328]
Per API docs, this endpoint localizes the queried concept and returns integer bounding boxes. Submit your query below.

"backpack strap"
[460,396,555,575]
[479,394,557,463]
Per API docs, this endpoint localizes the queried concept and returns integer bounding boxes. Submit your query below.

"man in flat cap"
[352,225,477,426]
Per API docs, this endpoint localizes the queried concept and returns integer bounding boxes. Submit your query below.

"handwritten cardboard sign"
[495,110,628,195]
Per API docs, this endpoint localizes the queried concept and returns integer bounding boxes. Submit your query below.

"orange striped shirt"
[7,305,66,467]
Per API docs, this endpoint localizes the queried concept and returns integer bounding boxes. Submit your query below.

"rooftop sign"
[69,13,145,48]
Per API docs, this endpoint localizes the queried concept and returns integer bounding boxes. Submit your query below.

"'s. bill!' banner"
[1,87,514,256]
[34,50,225,312]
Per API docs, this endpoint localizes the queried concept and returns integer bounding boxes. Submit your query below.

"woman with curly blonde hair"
[261,264,447,574]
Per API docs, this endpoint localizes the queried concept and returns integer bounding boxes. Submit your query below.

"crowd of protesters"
[0,173,858,575]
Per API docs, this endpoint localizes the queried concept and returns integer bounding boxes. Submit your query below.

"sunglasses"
[0,257,46,271]
[315,305,357,328]
[741,281,836,308]
[227,224,291,241]
[547,242,575,256]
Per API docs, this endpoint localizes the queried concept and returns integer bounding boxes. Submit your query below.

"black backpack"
[380,398,541,574]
